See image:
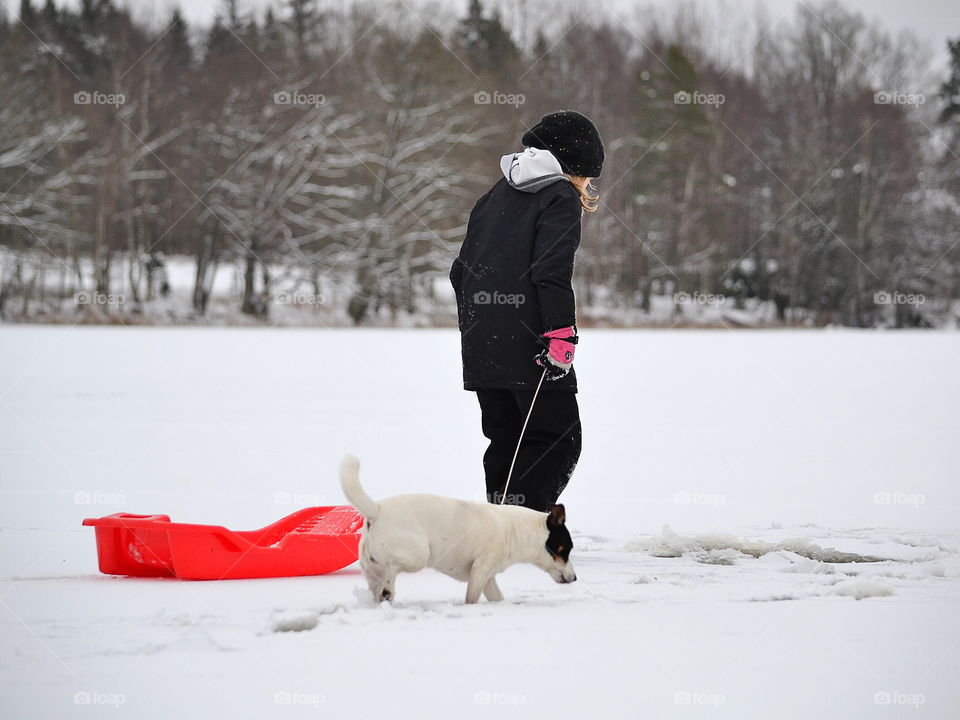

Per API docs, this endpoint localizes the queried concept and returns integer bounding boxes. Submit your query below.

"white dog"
[339,455,576,604]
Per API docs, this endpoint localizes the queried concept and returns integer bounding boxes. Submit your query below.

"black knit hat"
[521,110,604,178]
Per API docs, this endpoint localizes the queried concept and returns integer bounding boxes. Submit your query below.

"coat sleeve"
[451,201,478,329]
[449,256,464,295]
[450,256,464,327]
[450,194,489,327]
[529,187,581,330]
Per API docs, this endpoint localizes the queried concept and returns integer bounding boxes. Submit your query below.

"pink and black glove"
[535,326,578,380]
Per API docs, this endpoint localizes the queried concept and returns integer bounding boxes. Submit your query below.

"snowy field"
[1,326,959,719]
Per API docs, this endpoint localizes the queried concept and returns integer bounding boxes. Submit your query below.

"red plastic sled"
[82,506,363,580]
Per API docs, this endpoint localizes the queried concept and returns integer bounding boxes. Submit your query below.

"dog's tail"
[340,454,380,522]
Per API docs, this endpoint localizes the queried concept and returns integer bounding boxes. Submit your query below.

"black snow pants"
[475,388,581,512]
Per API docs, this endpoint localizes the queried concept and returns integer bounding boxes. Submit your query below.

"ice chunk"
[833,579,895,600]
[627,525,883,563]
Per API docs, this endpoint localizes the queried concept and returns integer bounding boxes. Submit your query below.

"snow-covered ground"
[1,327,958,719]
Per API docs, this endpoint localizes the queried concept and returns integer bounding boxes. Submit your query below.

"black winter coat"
[450,177,581,392]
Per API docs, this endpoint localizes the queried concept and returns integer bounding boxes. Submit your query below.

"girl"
[450,110,604,512]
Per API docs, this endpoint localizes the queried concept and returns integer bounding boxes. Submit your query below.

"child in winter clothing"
[450,110,604,512]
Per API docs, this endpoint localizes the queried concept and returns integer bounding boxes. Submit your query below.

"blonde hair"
[564,175,599,213]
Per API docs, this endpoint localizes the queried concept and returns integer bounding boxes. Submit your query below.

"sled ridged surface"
[82,506,363,580]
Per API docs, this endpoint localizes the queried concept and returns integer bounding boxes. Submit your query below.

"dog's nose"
[571,574,577,582]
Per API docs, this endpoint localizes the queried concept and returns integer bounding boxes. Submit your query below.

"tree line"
[1,0,958,327]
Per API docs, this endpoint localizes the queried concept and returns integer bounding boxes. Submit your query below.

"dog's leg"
[379,568,398,602]
[363,566,385,602]
[482,576,504,602]
[465,562,494,604]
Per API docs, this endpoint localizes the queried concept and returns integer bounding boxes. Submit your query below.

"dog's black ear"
[547,504,566,527]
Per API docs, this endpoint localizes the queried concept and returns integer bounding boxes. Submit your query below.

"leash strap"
[499,366,548,505]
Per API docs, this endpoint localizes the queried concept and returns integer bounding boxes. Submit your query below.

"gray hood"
[500,147,570,193]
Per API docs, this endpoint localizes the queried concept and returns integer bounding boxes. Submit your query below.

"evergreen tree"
[287,0,318,67]
[41,0,57,28]
[531,28,549,63]
[19,0,36,28]
[937,37,960,200]
[163,8,193,71]
[634,45,712,199]
[456,0,520,79]
[485,8,519,73]
[80,0,97,30]
[262,7,285,57]
[938,37,960,125]
[206,0,246,59]
[631,44,716,307]
[244,17,260,52]
[459,0,483,48]
[206,17,234,60]
[224,0,241,32]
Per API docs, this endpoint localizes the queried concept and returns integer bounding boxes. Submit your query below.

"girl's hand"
[535,326,578,379]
